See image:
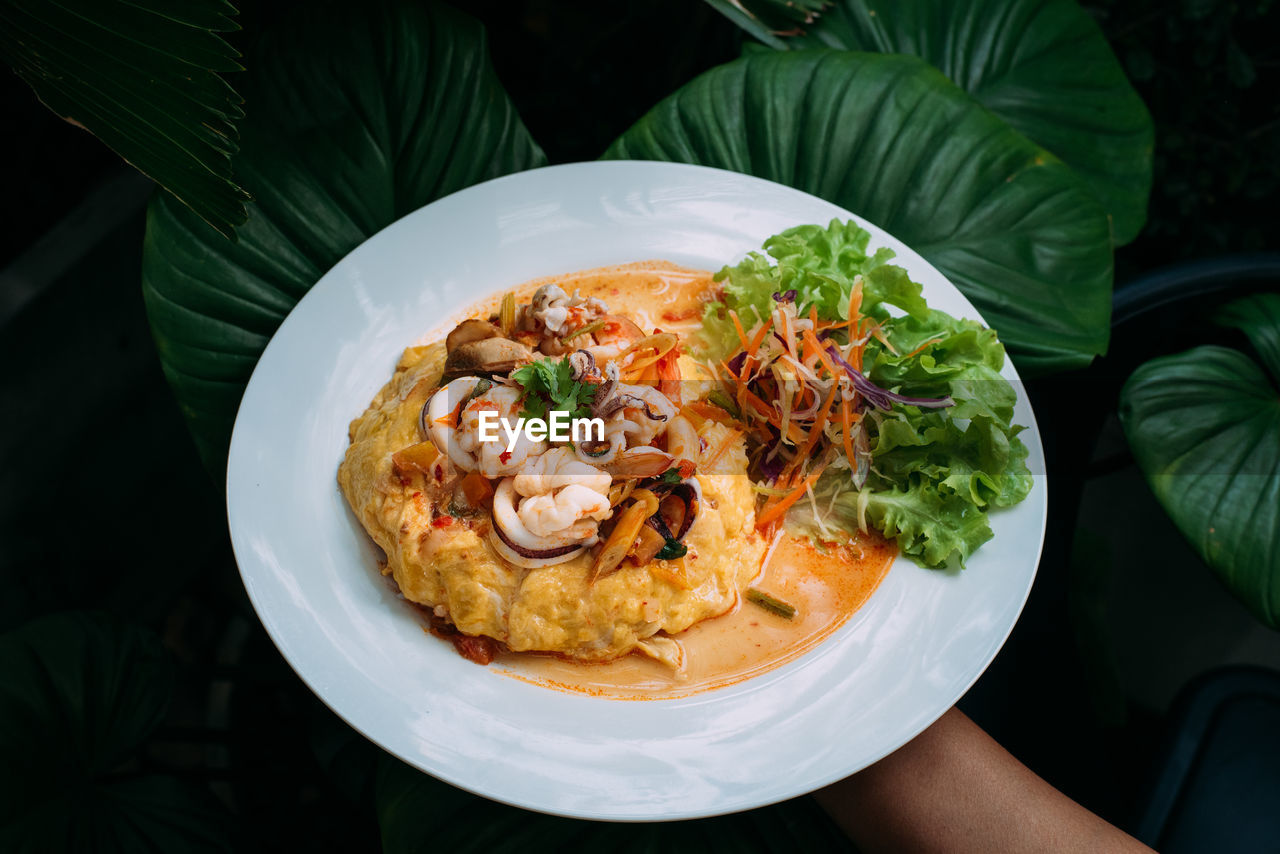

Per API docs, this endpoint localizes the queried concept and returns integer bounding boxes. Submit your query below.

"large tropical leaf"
[0,0,250,238]
[375,755,854,854]
[1119,293,1280,629]
[0,612,231,851]
[704,0,1154,245]
[142,0,546,474]
[604,49,1112,376]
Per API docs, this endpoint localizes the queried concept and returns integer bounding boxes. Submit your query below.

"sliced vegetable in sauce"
[746,588,797,620]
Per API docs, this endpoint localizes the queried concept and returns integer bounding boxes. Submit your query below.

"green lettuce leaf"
[830,484,996,569]
[704,219,924,359]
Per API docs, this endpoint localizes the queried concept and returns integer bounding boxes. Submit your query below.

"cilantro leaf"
[510,357,597,424]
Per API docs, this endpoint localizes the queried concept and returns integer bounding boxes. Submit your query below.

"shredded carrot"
[686,400,734,424]
[679,405,708,430]
[840,394,857,465]
[702,428,743,470]
[756,468,825,530]
[756,468,797,522]
[728,309,750,352]
[849,276,864,324]
[740,315,777,380]
[782,387,837,481]
[866,320,898,355]
[903,337,943,360]
[723,358,804,438]
[803,328,841,381]
[744,386,806,443]
[649,563,690,590]
[808,304,819,331]
[780,310,798,359]
[746,315,774,357]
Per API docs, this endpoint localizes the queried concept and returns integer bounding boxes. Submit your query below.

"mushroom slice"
[445,318,503,353]
[442,337,534,382]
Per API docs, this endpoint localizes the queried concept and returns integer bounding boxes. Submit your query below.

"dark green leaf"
[605,50,1113,376]
[0,612,232,852]
[1225,39,1258,88]
[375,755,854,854]
[1217,292,1280,377]
[703,0,829,38]
[706,0,1154,244]
[142,0,546,474]
[655,537,689,560]
[0,0,250,238]
[1120,297,1280,628]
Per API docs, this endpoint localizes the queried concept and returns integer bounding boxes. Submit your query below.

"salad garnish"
[700,220,1033,567]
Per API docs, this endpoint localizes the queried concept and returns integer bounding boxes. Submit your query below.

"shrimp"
[513,447,610,496]
[508,448,612,543]
[516,484,612,538]
[584,315,644,363]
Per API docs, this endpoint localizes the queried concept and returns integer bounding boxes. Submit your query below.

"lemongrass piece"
[591,489,660,581]
[499,292,516,336]
[564,318,607,341]
[746,588,796,620]
[608,479,637,507]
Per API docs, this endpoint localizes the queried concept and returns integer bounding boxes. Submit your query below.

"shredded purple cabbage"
[759,441,788,483]
[726,351,747,376]
[825,344,953,411]
[772,289,797,303]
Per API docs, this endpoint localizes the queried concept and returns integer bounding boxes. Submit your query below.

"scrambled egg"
[338,342,765,666]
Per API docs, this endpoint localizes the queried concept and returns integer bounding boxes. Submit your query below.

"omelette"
[338,269,765,668]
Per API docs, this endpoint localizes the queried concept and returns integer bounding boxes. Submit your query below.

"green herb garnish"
[510,357,597,421]
[706,389,741,419]
[563,318,608,341]
[655,538,688,560]
[656,467,683,484]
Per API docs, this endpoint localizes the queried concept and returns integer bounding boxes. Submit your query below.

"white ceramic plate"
[227,161,1046,821]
